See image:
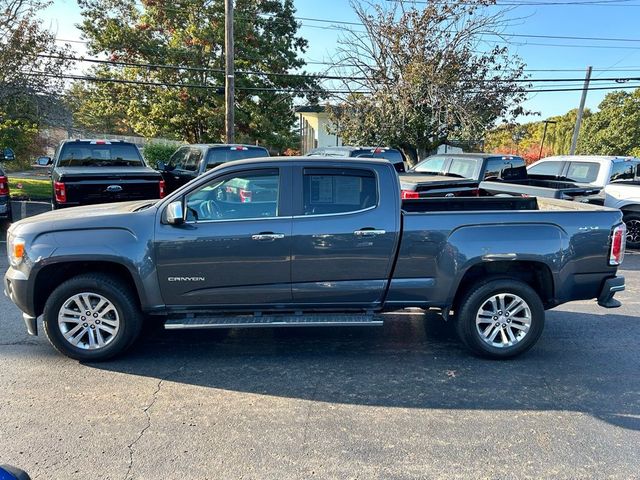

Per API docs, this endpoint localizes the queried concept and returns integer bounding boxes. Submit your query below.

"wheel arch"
[451,260,555,312]
[32,260,142,317]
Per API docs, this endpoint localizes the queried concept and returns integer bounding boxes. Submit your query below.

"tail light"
[609,223,626,266]
[471,188,480,197]
[401,189,420,199]
[54,181,66,203]
[239,189,252,203]
[159,180,166,198]
[0,176,8,195]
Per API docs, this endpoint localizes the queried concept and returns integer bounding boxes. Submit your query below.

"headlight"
[7,233,26,267]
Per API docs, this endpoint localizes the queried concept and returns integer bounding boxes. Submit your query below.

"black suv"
[306,146,407,172]
[158,144,270,193]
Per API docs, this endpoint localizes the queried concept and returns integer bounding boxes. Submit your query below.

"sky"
[41,0,640,122]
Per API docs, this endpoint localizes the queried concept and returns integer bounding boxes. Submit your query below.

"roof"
[188,143,268,150]
[424,153,524,160]
[218,155,392,169]
[536,155,639,163]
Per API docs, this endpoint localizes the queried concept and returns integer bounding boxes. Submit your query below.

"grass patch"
[8,177,51,200]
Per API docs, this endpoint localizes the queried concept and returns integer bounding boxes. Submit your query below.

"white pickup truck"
[604,182,640,248]
[528,155,640,248]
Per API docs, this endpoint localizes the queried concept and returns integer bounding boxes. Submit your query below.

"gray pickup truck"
[4,157,627,361]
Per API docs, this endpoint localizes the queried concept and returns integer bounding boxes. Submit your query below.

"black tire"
[42,273,143,361]
[455,278,545,359]
[623,213,640,250]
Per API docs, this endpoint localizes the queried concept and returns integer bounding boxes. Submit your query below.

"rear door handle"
[252,233,285,241]
[353,229,386,237]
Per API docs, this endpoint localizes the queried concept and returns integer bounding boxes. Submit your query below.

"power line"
[37,53,640,84]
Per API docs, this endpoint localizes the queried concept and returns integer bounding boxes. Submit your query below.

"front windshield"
[57,142,144,167]
[411,156,445,175]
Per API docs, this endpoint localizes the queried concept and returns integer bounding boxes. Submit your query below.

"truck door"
[290,165,400,306]
[154,166,294,307]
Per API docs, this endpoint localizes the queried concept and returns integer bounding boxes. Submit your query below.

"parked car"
[410,153,600,199]
[4,157,626,362]
[527,155,640,193]
[44,139,165,209]
[158,144,270,193]
[603,181,640,249]
[0,166,12,224]
[307,146,407,172]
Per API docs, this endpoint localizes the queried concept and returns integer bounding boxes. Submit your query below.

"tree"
[485,109,592,161]
[72,0,322,149]
[328,0,530,164]
[577,89,640,156]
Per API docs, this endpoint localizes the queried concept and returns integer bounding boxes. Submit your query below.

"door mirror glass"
[157,161,166,171]
[36,156,52,166]
[166,200,184,225]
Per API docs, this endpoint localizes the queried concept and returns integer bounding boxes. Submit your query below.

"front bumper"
[597,276,625,308]
[4,267,38,336]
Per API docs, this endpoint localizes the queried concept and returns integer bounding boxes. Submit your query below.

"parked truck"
[4,157,626,361]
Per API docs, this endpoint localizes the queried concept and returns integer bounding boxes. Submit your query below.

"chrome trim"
[252,233,285,240]
[354,229,386,236]
[292,205,377,219]
[185,215,290,225]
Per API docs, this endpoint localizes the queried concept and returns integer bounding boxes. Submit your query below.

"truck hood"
[9,200,159,235]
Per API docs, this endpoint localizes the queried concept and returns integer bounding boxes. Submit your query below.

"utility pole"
[569,66,592,155]
[538,119,557,160]
[224,0,235,143]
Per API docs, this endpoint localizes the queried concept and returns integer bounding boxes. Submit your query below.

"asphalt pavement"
[0,246,639,479]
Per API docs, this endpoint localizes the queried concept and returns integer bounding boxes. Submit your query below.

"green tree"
[73,0,322,149]
[328,0,530,164]
[577,89,640,156]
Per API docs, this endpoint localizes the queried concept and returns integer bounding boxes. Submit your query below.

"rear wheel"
[455,278,545,359]
[43,273,143,361]
[623,213,640,249]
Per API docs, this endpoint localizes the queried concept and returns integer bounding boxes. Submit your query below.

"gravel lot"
[0,242,638,479]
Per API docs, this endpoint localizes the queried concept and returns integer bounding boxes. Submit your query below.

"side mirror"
[157,161,166,171]
[36,156,52,166]
[166,200,184,225]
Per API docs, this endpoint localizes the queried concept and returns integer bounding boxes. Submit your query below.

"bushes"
[143,142,180,168]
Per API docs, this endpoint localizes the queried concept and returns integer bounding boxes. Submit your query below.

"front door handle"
[252,233,285,241]
[353,229,386,237]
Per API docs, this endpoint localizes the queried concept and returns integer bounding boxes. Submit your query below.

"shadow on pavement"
[86,310,640,431]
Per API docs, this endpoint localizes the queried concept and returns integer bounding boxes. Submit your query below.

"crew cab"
[307,146,407,172]
[0,165,12,224]
[46,139,165,209]
[158,144,270,194]
[4,157,626,362]
[410,153,600,199]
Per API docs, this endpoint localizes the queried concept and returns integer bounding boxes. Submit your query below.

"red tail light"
[0,176,8,195]
[159,180,166,198]
[54,181,66,203]
[401,189,420,199]
[471,188,480,197]
[239,189,252,203]
[609,223,626,266]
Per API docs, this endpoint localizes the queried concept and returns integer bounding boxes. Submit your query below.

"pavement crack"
[123,378,164,480]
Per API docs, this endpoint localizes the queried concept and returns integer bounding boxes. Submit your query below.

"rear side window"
[527,161,563,179]
[302,168,377,215]
[609,161,639,182]
[565,162,599,183]
[483,157,527,181]
[205,147,269,169]
[57,142,144,167]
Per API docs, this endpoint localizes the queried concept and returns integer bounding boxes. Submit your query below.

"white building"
[296,106,342,154]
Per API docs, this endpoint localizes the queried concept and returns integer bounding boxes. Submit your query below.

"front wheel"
[43,273,143,361]
[455,278,545,359]
[623,213,640,249]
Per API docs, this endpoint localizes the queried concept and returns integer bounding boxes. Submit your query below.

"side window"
[609,162,637,182]
[565,162,599,183]
[183,149,201,172]
[413,156,445,174]
[168,148,188,169]
[447,159,477,179]
[302,168,377,216]
[185,170,279,222]
[527,161,563,179]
